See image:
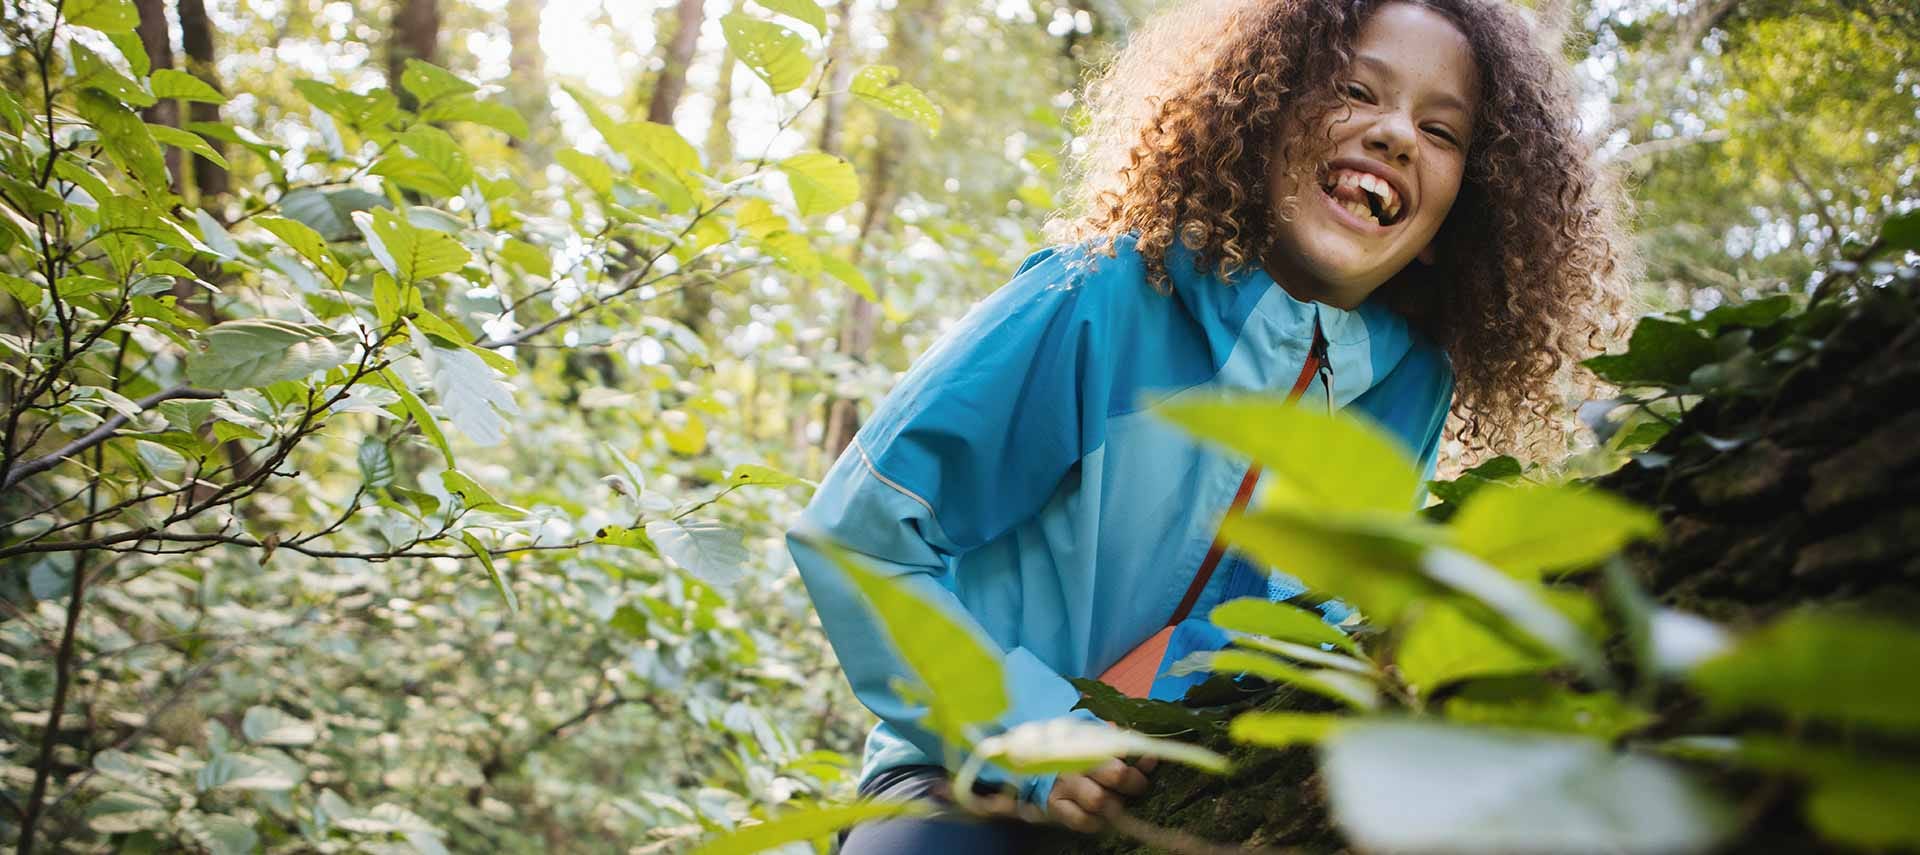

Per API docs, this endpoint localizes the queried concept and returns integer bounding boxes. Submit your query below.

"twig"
[2,385,223,492]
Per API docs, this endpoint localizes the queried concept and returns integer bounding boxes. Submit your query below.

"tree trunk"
[819,0,941,458]
[504,0,548,145]
[704,41,735,165]
[133,0,182,193]
[816,0,855,157]
[177,0,228,202]
[388,0,441,108]
[648,0,706,126]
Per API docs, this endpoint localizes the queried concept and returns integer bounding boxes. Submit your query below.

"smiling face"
[1262,1,1480,310]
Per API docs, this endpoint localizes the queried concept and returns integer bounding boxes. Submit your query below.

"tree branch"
[2,385,223,493]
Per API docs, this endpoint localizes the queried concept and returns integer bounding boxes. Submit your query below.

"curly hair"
[1045,0,1637,459]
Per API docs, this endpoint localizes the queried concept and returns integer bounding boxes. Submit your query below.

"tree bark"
[815,0,855,157]
[504,0,549,145]
[819,0,941,458]
[177,0,228,201]
[648,0,706,126]
[704,40,735,165]
[388,0,441,109]
[133,0,182,193]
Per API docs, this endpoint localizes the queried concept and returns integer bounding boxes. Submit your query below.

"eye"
[1423,125,1459,146]
[1341,81,1375,104]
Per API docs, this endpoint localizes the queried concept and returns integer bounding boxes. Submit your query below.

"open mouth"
[1319,167,1404,228]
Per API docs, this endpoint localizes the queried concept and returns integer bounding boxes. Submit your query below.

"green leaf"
[722,13,813,94]
[725,463,810,489]
[749,0,826,34]
[398,125,474,190]
[804,539,1010,745]
[197,752,301,791]
[375,368,455,468]
[440,469,523,517]
[1228,711,1344,748]
[1880,208,1920,252]
[356,208,470,283]
[1323,722,1736,853]
[1426,454,1522,508]
[73,43,155,107]
[850,65,941,134]
[356,437,395,488]
[1397,599,1553,697]
[1443,679,1655,740]
[419,95,529,138]
[688,801,931,855]
[149,69,227,103]
[1420,548,1608,683]
[76,90,167,190]
[1582,317,1716,388]
[1,273,42,306]
[254,215,345,285]
[147,124,230,170]
[1695,294,1795,333]
[372,155,462,197]
[1701,735,1920,850]
[498,238,552,277]
[1690,609,1920,734]
[281,187,387,241]
[1221,507,1438,624]
[645,519,747,585]
[295,79,400,132]
[1171,649,1379,709]
[821,253,878,302]
[241,706,316,745]
[399,59,477,105]
[1066,677,1227,737]
[462,532,517,612]
[779,152,859,218]
[1159,397,1421,515]
[66,0,139,33]
[973,717,1228,776]
[594,524,658,554]
[1210,597,1357,654]
[85,791,168,834]
[1449,482,1659,579]
[187,319,349,389]
[556,148,615,195]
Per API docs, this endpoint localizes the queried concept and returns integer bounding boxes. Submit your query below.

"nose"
[1362,109,1416,164]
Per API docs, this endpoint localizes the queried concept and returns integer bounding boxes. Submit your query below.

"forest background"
[0,0,1914,851]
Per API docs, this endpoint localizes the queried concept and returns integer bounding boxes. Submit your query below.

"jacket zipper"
[1166,318,1331,626]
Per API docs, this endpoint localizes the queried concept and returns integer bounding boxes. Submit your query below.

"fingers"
[1134,755,1160,774]
[1049,775,1111,833]
[964,791,1021,819]
[1087,758,1152,798]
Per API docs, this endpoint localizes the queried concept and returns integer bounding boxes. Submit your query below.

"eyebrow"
[1352,53,1474,117]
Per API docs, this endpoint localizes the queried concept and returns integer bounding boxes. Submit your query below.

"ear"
[1417,240,1438,266]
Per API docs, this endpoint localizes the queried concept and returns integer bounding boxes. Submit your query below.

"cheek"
[1422,161,1469,225]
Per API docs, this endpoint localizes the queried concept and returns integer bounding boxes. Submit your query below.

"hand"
[1046,756,1158,833]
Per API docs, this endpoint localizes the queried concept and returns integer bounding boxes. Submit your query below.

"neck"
[1258,247,1367,311]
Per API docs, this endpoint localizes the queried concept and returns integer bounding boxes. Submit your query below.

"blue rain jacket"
[785,232,1453,808]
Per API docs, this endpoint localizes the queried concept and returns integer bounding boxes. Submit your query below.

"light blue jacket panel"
[785,233,1453,807]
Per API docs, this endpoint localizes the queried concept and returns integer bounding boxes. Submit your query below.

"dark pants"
[838,765,1046,854]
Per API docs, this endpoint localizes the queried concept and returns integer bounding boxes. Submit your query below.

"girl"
[788,0,1632,849]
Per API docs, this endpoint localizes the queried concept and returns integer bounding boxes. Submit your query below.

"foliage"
[0,0,972,849]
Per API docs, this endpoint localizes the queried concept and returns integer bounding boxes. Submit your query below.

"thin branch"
[2,386,223,493]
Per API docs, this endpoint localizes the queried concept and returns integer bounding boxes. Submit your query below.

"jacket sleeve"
[785,245,1109,807]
